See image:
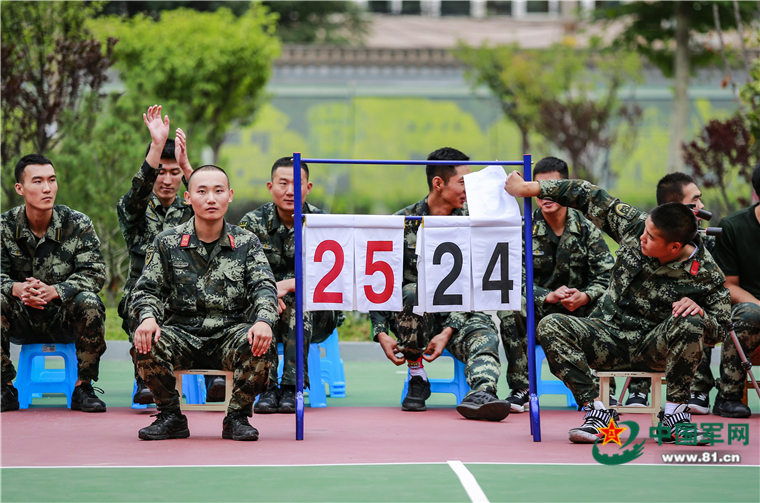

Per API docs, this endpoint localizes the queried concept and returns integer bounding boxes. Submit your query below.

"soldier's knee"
[734,303,760,328]
[670,314,705,341]
[71,291,105,315]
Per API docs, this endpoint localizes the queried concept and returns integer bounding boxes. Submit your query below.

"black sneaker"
[222,412,259,441]
[278,386,296,414]
[71,382,106,413]
[133,377,154,405]
[624,392,649,407]
[206,376,226,402]
[609,394,618,406]
[687,392,710,415]
[1,383,19,412]
[138,411,190,440]
[254,384,280,414]
[713,396,751,418]
[456,387,511,421]
[568,403,620,444]
[658,404,709,445]
[505,388,530,413]
[402,376,431,412]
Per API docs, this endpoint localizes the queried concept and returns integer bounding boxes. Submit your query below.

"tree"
[1,1,116,209]
[262,1,368,45]
[455,42,642,183]
[90,5,280,163]
[594,1,760,173]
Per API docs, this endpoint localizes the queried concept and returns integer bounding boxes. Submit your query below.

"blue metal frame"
[292,155,539,441]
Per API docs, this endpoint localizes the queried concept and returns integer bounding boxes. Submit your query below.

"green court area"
[2,464,758,502]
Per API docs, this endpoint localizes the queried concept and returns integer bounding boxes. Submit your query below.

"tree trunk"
[519,124,530,157]
[668,2,690,174]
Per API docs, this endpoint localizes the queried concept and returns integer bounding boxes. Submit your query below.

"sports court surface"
[2,354,759,502]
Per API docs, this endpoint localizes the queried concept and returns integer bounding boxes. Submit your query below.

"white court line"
[447,460,489,503]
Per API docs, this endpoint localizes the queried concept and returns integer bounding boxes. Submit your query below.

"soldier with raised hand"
[117,105,196,406]
[505,171,730,445]
[239,157,342,414]
[1,155,107,413]
[370,147,510,421]
[497,157,615,413]
[131,165,278,441]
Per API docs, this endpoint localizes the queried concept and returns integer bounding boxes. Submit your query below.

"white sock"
[665,402,679,415]
[408,359,428,380]
[593,400,606,410]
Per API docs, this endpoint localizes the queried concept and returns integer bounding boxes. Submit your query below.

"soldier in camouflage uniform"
[1,155,107,413]
[370,147,510,421]
[624,173,719,411]
[239,157,342,414]
[131,166,278,441]
[497,158,615,413]
[711,165,760,418]
[505,172,730,444]
[117,105,194,405]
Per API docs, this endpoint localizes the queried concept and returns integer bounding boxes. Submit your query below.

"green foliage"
[593,1,757,77]
[89,5,280,161]
[337,313,373,342]
[263,1,368,45]
[454,41,643,183]
[1,0,115,209]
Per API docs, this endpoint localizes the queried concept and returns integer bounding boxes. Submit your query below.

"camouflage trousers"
[537,313,705,405]
[135,323,275,415]
[717,303,760,400]
[1,291,106,383]
[391,284,501,394]
[628,345,714,396]
[497,302,617,393]
[117,289,141,380]
[275,293,341,387]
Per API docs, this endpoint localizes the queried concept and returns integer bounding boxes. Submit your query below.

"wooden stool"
[598,371,665,426]
[175,370,233,412]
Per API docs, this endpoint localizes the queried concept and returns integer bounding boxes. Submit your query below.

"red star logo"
[598,417,627,446]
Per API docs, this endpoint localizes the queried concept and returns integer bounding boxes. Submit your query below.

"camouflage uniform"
[713,203,760,401]
[497,207,614,391]
[369,197,502,394]
[534,180,731,405]
[1,205,107,383]
[238,202,342,387]
[117,161,193,336]
[130,218,279,415]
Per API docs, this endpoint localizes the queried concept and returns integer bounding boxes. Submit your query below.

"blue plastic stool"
[277,342,326,407]
[401,349,470,405]
[15,343,78,409]
[318,329,346,397]
[132,374,207,409]
[535,345,577,408]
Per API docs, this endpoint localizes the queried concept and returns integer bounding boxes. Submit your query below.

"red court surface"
[2,406,758,468]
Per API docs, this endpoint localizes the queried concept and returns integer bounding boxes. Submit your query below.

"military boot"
[456,387,510,421]
[138,411,190,440]
[222,411,259,441]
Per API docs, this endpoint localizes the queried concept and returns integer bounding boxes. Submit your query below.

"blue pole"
[523,154,541,442]
[294,153,305,440]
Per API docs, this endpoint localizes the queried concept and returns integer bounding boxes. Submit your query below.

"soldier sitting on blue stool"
[2,154,107,413]
[131,165,279,441]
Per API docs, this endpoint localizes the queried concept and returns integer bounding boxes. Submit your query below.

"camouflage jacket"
[238,202,323,282]
[539,179,731,345]
[117,161,193,294]
[530,207,614,306]
[1,205,106,303]
[370,197,469,338]
[130,218,278,348]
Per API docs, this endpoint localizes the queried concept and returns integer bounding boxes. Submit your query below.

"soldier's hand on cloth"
[378,332,405,365]
[545,285,571,304]
[560,289,590,312]
[423,327,454,363]
[135,318,161,354]
[248,321,273,357]
[504,171,540,198]
[672,297,704,317]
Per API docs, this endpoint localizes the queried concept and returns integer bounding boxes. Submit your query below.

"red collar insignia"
[228,235,235,249]
[689,261,700,276]
[180,234,191,247]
